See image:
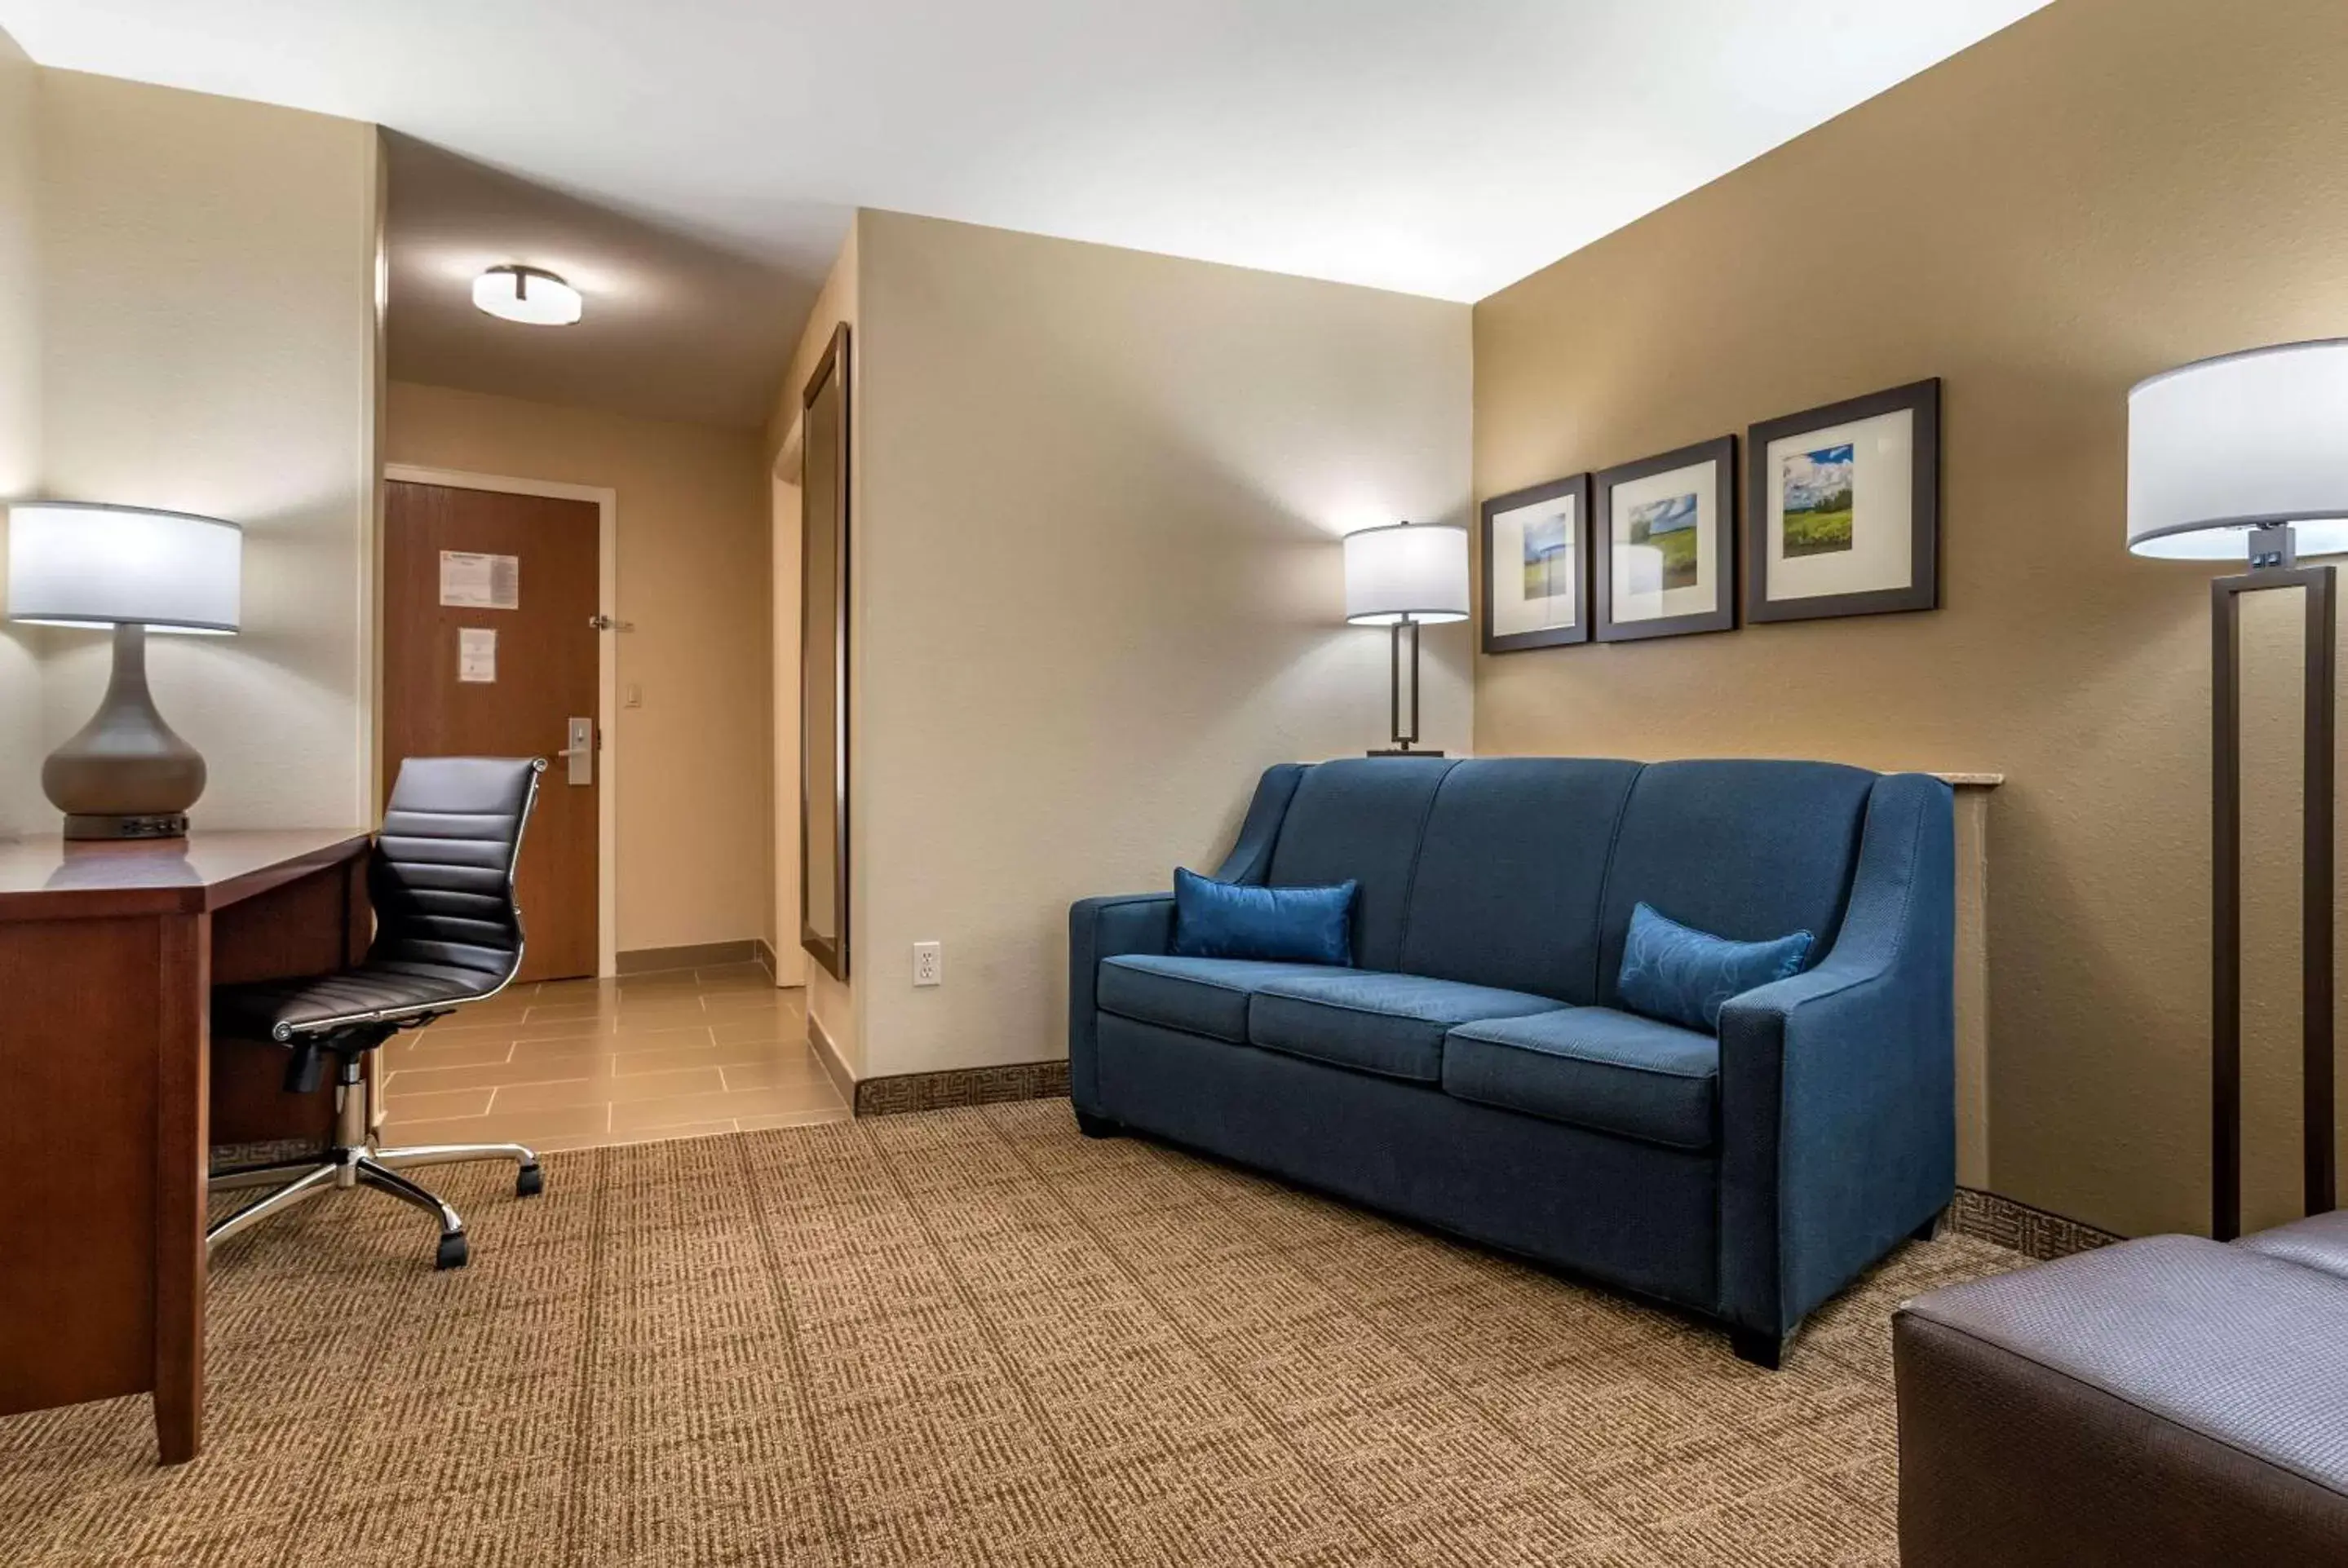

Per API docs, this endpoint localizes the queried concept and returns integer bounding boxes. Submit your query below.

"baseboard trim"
[754,939,778,977]
[854,1059,1072,1117]
[615,939,760,974]
[807,1013,856,1107]
[1948,1187,2123,1261]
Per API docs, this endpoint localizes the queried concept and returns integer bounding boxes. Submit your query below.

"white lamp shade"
[472,264,583,326]
[2128,339,2348,559]
[6,502,242,633]
[1343,521,1469,625]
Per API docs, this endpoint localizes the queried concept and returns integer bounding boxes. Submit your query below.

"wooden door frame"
[379,464,620,978]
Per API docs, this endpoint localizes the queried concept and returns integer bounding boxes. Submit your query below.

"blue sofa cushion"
[1444,1006,1719,1151]
[1595,760,1871,1011]
[1249,970,1563,1082]
[1170,867,1356,965]
[1098,954,1354,1044]
[1263,757,1453,974]
[1616,901,1812,1031]
[1398,757,1641,1003]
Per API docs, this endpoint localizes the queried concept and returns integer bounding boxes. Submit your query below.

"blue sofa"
[1068,757,1955,1366]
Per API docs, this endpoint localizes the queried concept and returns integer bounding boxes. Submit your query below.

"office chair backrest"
[367,756,545,988]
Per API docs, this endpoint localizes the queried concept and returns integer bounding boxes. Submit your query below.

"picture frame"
[1744,378,1939,623]
[1480,473,1592,652]
[1594,435,1737,643]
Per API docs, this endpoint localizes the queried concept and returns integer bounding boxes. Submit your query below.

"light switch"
[623,682,643,709]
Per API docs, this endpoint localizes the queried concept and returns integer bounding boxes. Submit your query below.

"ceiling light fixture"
[471,263,583,326]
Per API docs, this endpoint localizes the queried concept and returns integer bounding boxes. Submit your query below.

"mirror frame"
[799,323,851,981]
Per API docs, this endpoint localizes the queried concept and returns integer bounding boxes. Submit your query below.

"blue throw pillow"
[1170,867,1355,966]
[1616,901,1813,1033]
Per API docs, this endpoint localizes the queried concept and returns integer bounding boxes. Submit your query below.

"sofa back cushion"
[1264,757,1451,974]
[1397,757,1641,1002]
[1594,760,1874,1011]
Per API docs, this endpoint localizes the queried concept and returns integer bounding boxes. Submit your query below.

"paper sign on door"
[458,627,497,683]
[440,550,520,609]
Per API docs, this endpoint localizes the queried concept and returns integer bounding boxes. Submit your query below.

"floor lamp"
[1343,519,1467,757]
[2129,339,2348,1239]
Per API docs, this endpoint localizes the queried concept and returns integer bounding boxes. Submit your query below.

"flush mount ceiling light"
[471,263,583,326]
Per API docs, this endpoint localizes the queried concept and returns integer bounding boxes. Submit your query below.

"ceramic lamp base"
[42,623,206,840]
[62,812,191,841]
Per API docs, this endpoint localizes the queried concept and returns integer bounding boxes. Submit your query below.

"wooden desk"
[0,828,371,1464]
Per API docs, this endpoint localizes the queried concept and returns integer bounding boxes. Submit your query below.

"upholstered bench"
[1895,1209,2348,1564]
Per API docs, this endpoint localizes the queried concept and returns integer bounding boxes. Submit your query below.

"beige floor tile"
[406,1020,527,1048]
[382,1036,515,1068]
[608,1083,842,1133]
[719,1055,837,1092]
[387,1057,595,1095]
[384,1101,610,1144]
[492,1067,727,1112]
[523,1001,607,1022]
[710,1014,802,1046]
[382,1086,494,1120]
[736,1107,852,1131]
[606,1040,796,1076]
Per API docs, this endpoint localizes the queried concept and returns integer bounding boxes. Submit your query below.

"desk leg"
[153,912,209,1464]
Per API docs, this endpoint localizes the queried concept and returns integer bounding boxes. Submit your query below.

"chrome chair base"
[206,1082,542,1270]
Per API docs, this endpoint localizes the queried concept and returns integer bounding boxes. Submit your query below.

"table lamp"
[5,501,243,840]
[2128,338,2348,1239]
[1343,519,1467,756]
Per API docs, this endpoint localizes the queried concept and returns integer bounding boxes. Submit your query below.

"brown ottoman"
[1895,1212,2348,1566]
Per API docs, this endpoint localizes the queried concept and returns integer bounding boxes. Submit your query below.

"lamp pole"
[2209,523,2336,1240]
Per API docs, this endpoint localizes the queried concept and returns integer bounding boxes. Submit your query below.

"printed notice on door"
[440,550,520,609]
[458,627,497,683]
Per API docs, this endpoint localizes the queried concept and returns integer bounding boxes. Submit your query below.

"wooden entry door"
[383,480,599,982]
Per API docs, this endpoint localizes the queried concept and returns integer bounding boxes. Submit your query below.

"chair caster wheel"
[516,1164,544,1198]
[436,1232,469,1270]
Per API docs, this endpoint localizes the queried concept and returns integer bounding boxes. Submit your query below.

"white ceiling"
[3,0,2051,422]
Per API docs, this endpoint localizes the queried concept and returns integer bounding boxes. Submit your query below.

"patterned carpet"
[0,1102,2016,1566]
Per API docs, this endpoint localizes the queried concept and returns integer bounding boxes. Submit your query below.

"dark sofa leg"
[1731,1328,1784,1371]
[1073,1109,1121,1139]
[1913,1208,1947,1243]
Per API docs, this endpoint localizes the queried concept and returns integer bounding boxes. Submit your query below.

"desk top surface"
[0,828,371,920]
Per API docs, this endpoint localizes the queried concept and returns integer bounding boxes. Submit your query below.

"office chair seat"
[206,756,550,1271]
[213,959,502,1041]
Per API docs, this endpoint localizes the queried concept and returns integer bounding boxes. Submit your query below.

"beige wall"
[0,28,41,834]
[771,223,859,1066]
[1,65,379,834]
[384,380,772,956]
[1471,0,2348,1239]
[851,210,1470,1080]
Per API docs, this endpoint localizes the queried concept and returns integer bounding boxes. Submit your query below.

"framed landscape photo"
[1744,378,1939,623]
[1594,435,1736,642]
[1481,473,1591,652]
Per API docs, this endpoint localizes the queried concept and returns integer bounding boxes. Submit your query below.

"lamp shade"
[2128,339,2348,559]
[6,502,242,633]
[1343,521,1469,625]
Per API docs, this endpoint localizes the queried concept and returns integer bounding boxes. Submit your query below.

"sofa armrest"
[1067,894,1176,1113]
[1715,771,1955,1336]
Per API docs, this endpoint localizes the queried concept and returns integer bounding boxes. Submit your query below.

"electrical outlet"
[913,941,942,987]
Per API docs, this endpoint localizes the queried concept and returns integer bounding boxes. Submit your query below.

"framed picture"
[1744,378,1939,623]
[1594,435,1736,642]
[1481,473,1591,652]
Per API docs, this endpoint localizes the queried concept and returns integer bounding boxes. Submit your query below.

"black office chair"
[206,756,550,1270]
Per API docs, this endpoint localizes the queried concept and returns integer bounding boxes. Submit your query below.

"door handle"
[559,717,594,786]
